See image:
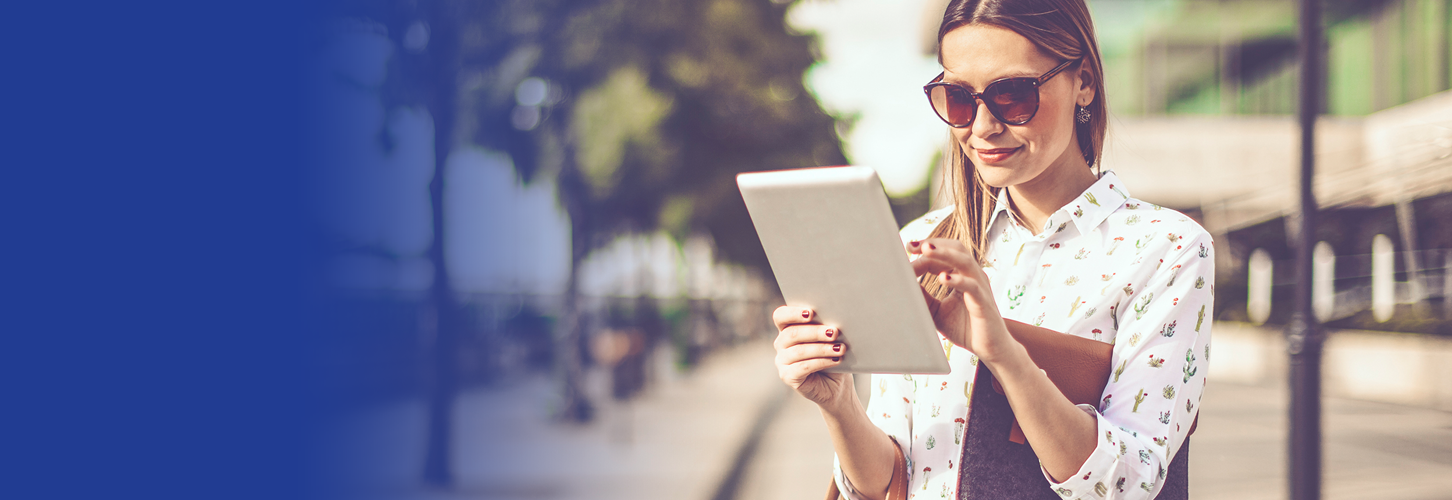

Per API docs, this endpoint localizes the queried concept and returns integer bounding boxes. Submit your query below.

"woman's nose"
[970,98,1005,138]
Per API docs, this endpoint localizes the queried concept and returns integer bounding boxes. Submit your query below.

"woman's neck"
[1004,164,1098,236]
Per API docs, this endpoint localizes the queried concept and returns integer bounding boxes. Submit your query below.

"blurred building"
[1106,0,1448,116]
[1089,0,1452,330]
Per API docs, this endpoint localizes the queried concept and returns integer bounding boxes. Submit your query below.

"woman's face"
[939,24,1093,189]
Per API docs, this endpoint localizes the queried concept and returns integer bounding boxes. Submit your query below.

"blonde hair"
[920,0,1108,300]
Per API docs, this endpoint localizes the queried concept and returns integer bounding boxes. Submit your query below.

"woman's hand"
[908,238,1015,363]
[910,238,1100,481]
[771,306,853,410]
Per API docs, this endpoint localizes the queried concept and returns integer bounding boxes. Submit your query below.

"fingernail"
[910,240,920,247]
[927,243,936,250]
[940,272,951,281]
[832,357,840,362]
[833,343,842,352]
[802,310,810,318]
[825,329,834,338]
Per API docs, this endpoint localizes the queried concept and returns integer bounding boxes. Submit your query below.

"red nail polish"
[927,243,936,250]
[802,310,810,318]
[910,241,920,247]
[833,344,842,352]
[832,357,840,362]
[825,329,834,338]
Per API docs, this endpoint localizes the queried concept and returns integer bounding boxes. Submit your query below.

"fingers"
[772,305,816,331]
[914,255,988,298]
[780,356,844,384]
[935,268,986,296]
[910,238,982,278]
[772,322,841,350]
[776,340,845,363]
[776,342,846,378]
[905,238,923,255]
[917,238,974,266]
[912,253,983,282]
[910,252,957,276]
[906,237,967,256]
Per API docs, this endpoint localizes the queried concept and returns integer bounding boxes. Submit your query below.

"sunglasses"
[923,58,1079,128]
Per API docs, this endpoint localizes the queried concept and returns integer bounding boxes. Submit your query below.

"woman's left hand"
[908,238,1015,363]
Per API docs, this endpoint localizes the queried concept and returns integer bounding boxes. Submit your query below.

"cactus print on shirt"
[832,171,1213,500]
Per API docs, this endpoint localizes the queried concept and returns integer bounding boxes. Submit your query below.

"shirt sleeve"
[833,372,916,500]
[1044,230,1214,499]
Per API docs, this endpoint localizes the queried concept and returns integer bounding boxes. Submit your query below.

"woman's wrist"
[976,333,1033,376]
[818,379,863,417]
[964,311,1019,365]
[818,378,896,500]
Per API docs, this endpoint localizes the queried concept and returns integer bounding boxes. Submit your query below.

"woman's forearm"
[819,382,898,500]
[989,321,1098,481]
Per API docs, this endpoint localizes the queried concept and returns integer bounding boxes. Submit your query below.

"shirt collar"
[1067,170,1130,235]
[987,170,1131,237]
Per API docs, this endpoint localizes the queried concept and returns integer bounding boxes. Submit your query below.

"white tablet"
[738,166,950,374]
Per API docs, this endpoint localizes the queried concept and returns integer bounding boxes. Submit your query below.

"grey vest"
[958,364,1189,499]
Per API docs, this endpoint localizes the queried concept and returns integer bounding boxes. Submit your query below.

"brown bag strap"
[990,320,1199,443]
[990,320,1113,444]
[824,437,909,500]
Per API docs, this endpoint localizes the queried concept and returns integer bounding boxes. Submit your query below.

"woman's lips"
[974,146,1020,164]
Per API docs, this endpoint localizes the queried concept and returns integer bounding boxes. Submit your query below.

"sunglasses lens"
[985,79,1039,124]
[929,85,975,127]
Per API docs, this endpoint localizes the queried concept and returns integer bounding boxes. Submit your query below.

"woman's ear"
[1075,63,1096,107]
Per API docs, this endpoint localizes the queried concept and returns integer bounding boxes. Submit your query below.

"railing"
[1245,247,1452,324]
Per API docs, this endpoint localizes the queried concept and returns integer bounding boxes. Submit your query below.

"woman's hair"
[920,0,1108,300]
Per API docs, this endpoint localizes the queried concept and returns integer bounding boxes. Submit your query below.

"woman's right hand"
[772,306,853,409]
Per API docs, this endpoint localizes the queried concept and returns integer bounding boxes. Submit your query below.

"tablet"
[738,166,950,374]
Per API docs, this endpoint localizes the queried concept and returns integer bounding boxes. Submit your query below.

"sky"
[788,0,949,197]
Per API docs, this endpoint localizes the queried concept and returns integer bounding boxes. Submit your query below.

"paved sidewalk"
[320,333,1452,500]
[1191,380,1452,499]
[319,339,788,500]
[740,362,1452,500]
[736,389,838,500]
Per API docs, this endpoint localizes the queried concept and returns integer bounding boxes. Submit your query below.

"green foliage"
[571,67,674,198]
[658,195,695,241]
[361,0,845,271]
[519,0,846,268]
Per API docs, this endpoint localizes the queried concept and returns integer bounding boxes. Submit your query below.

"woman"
[771,1,1213,499]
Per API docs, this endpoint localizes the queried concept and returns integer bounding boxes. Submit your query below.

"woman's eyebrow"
[942,70,1042,88]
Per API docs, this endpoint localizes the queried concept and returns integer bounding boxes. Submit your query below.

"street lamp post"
[1289,0,1324,499]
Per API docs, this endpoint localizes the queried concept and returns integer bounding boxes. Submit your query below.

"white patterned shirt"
[833,170,1214,500]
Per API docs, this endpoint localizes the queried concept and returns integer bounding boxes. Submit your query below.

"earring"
[1076,105,1091,124]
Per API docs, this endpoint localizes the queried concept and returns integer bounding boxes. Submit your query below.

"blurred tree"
[334,0,484,486]
[498,0,848,424]
[344,0,844,487]
[369,0,470,487]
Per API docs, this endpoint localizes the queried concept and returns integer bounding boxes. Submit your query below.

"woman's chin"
[974,165,1019,189]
